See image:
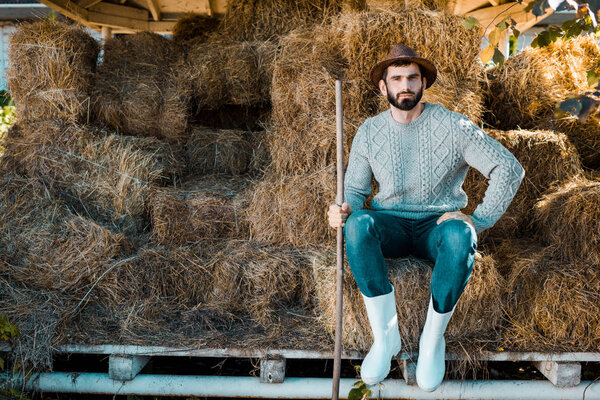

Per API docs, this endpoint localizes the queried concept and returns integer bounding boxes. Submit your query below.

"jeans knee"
[437,219,477,255]
[344,210,376,245]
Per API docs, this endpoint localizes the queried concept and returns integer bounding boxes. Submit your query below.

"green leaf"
[492,47,505,68]
[512,28,520,39]
[588,70,600,87]
[496,18,508,30]
[461,16,480,29]
[353,380,365,388]
[349,388,365,400]
[481,45,495,64]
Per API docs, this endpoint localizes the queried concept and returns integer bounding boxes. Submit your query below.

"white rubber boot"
[416,297,454,392]
[360,286,402,385]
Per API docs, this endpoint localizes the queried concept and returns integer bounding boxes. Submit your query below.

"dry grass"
[484,35,600,130]
[462,128,583,242]
[184,39,277,110]
[493,239,600,352]
[93,32,190,141]
[545,115,600,170]
[172,13,220,43]
[532,176,600,266]
[6,19,99,124]
[186,127,263,175]
[268,10,485,175]
[247,166,336,247]
[2,120,182,232]
[312,248,505,353]
[149,176,251,246]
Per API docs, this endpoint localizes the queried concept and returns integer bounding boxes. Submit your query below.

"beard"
[386,84,424,111]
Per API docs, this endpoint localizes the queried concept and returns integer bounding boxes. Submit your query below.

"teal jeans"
[344,209,477,313]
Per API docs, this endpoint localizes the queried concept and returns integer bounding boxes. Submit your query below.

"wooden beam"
[101,25,112,42]
[146,0,161,22]
[148,20,176,33]
[488,0,498,6]
[466,2,554,35]
[78,0,102,9]
[90,2,149,21]
[451,0,490,15]
[35,0,97,30]
[89,11,147,30]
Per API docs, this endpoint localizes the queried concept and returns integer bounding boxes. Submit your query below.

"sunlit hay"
[461,128,583,242]
[15,121,182,231]
[172,13,220,43]
[338,10,485,124]
[247,166,336,247]
[6,19,99,124]
[10,216,127,295]
[93,32,190,141]
[366,0,450,11]
[186,127,255,175]
[550,115,600,170]
[207,240,314,325]
[496,240,600,351]
[218,0,347,41]
[149,176,251,246]
[312,249,505,353]
[532,176,600,266]
[268,11,484,175]
[184,39,277,111]
[484,35,600,130]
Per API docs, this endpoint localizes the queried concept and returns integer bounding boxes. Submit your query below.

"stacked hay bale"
[93,32,191,141]
[484,35,600,169]
[248,9,486,247]
[6,19,99,124]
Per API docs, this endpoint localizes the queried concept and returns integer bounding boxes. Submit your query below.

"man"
[327,43,525,391]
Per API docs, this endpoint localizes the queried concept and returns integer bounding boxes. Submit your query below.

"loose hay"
[150,176,251,246]
[208,240,314,325]
[494,239,600,351]
[532,176,600,266]
[247,167,336,247]
[545,115,600,170]
[93,32,190,141]
[172,13,220,43]
[484,35,600,130]
[7,19,99,124]
[186,127,261,175]
[184,39,277,110]
[3,120,183,232]
[312,249,505,353]
[462,128,583,241]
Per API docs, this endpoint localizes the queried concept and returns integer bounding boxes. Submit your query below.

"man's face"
[379,63,425,111]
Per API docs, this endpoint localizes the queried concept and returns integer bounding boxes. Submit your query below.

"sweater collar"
[386,102,431,130]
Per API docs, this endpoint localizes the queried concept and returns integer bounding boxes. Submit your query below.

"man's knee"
[437,219,476,251]
[344,209,377,244]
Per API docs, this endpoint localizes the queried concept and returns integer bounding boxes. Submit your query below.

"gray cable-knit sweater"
[343,102,525,234]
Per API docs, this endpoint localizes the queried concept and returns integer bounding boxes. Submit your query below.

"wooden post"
[101,26,112,43]
[332,79,344,400]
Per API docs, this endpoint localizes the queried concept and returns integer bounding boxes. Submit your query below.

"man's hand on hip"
[328,202,352,229]
[436,211,476,231]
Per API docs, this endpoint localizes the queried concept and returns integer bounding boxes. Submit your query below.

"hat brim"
[370,57,437,89]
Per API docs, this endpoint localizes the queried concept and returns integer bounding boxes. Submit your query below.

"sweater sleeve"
[459,118,525,234]
[344,123,373,213]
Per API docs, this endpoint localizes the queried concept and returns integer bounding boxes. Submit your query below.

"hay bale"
[544,116,600,170]
[184,39,277,110]
[462,128,583,241]
[484,36,600,130]
[5,120,182,231]
[312,249,505,352]
[494,239,600,351]
[6,19,99,124]
[93,32,190,141]
[268,10,485,175]
[532,176,600,265]
[247,167,336,247]
[149,176,251,246]
[186,126,261,175]
[172,13,220,43]
[208,240,314,325]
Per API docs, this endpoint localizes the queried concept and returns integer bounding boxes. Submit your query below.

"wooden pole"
[332,79,344,400]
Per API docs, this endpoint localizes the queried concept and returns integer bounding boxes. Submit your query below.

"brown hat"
[369,43,437,89]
